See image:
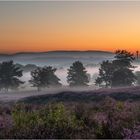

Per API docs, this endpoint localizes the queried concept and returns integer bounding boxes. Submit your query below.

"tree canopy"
[0,61,24,91]
[67,61,89,86]
[95,60,114,87]
[95,50,136,88]
[29,66,61,91]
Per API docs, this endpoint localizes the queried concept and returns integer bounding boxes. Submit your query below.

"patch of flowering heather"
[0,98,139,139]
[122,124,140,139]
[101,97,117,111]
[0,115,13,129]
[93,97,140,138]
[94,112,107,124]
[0,114,13,138]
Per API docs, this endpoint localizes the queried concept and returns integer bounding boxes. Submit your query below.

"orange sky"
[0,1,140,53]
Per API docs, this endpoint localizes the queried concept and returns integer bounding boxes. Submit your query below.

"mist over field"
[20,66,99,87]
[0,50,139,107]
[0,51,112,87]
[21,64,140,86]
[0,51,114,65]
[0,51,140,89]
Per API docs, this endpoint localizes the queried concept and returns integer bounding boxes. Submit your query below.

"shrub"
[11,103,86,139]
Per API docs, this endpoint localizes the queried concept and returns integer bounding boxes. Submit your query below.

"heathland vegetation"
[0,98,139,139]
[0,50,140,139]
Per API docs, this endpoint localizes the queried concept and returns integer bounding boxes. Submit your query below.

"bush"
[11,103,86,139]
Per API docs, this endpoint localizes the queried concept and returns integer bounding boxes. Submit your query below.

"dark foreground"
[0,86,140,139]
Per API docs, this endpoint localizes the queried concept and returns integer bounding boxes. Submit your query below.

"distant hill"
[0,50,114,66]
[0,50,113,57]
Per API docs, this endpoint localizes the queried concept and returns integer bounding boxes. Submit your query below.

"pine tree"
[95,60,114,88]
[29,66,61,91]
[0,61,24,91]
[95,50,136,87]
[112,50,136,87]
[67,61,89,86]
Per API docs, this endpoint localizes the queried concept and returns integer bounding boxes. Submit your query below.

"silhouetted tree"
[113,50,135,68]
[29,66,61,91]
[0,61,24,91]
[95,50,136,88]
[112,50,136,87]
[95,60,114,88]
[67,61,89,86]
[111,68,136,87]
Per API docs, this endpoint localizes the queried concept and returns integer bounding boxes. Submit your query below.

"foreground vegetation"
[0,97,139,139]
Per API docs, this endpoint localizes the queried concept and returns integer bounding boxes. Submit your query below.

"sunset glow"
[0,1,140,53]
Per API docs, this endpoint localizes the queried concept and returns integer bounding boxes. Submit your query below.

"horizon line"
[0,50,114,55]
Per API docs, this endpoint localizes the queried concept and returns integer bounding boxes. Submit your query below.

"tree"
[95,60,114,88]
[111,68,136,87]
[112,50,136,87]
[113,50,135,68]
[0,61,24,91]
[67,61,89,86]
[95,50,136,88]
[29,66,61,91]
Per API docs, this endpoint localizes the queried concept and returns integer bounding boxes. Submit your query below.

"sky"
[0,1,140,53]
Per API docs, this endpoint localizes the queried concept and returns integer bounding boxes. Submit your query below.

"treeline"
[0,50,140,91]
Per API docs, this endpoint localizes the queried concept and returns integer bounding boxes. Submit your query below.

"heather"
[0,97,139,139]
[21,86,140,104]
